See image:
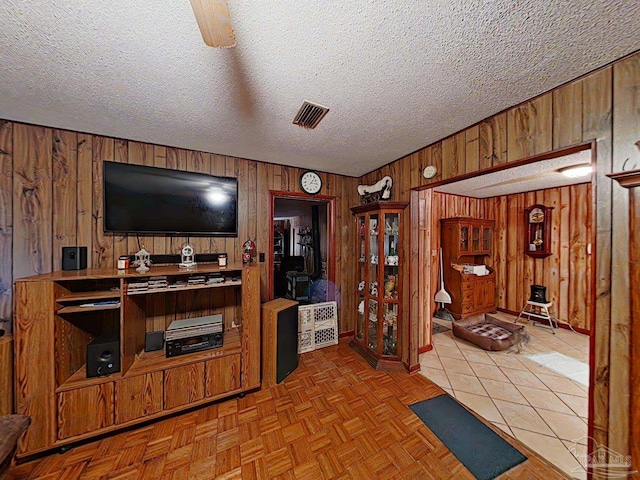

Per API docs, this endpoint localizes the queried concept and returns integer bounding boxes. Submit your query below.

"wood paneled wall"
[363,52,640,476]
[0,122,359,337]
[488,183,593,332]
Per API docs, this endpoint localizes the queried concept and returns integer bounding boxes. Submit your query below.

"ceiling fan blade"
[189,0,236,48]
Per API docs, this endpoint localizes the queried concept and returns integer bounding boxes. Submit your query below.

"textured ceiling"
[0,1,639,177]
[434,150,592,198]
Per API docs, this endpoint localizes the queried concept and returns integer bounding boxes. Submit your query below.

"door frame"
[413,140,598,469]
[269,191,336,301]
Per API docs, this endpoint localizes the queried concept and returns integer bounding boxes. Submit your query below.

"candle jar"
[117,255,130,269]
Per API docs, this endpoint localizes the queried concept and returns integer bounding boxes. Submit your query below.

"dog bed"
[452,314,528,351]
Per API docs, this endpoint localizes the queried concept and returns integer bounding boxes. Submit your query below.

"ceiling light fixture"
[559,164,593,178]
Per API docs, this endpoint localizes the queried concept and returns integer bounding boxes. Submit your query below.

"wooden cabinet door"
[473,280,486,310]
[205,354,240,397]
[57,383,114,439]
[459,224,470,253]
[164,363,204,410]
[115,372,163,424]
[471,225,481,252]
[484,278,496,308]
[482,226,492,254]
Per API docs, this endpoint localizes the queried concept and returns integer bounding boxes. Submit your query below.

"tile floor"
[419,312,590,479]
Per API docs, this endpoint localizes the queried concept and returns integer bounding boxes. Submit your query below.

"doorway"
[269,191,336,303]
[416,143,595,479]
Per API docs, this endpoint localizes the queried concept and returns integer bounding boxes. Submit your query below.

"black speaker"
[145,331,164,352]
[86,333,120,378]
[276,303,299,384]
[529,285,548,303]
[62,246,88,271]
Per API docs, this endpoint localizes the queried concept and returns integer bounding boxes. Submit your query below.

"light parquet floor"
[8,341,568,479]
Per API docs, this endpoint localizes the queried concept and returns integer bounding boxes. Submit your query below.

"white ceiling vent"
[293,101,329,129]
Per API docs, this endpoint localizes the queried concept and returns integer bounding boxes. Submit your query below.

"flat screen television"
[103,161,238,235]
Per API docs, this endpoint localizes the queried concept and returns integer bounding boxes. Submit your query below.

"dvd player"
[165,314,224,357]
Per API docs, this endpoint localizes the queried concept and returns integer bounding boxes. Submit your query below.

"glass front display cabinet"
[350,201,408,371]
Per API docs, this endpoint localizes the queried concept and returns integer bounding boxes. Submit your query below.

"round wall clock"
[300,170,322,195]
[423,165,438,179]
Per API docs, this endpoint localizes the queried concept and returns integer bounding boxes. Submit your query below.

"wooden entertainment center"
[13,263,260,459]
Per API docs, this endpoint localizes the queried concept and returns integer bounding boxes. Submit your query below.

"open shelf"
[129,328,241,376]
[126,279,241,296]
[56,290,121,303]
[57,303,121,314]
[56,328,241,393]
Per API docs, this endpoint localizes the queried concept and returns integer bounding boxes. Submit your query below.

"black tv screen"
[103,161,238,235]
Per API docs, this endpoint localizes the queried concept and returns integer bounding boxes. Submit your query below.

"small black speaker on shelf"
[529,285,548,303]
[145,331,164,352]
[62,246,88,271]
[86,332,120,378]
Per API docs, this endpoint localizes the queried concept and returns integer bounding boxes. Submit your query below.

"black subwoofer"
[86,333,120,378]
[529,285,548,303]
[62,246,88,270]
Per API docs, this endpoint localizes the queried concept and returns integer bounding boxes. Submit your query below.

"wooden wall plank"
[91,136,114,268]
[505,195,519,312]
[0,121,13,327]
[465,126,480,173]
[76,134,93,267]
[609,54,639,461]
[628,186,640,479]
[553,80,583,149]
[507,93,553,162]
[52,130,78,271]
[479,112,507,167]
[559,186,571,323]
[581,64,612,453]
[109,139,128,265]
[13,124,53,278]
[568,184,589,327]
[410,152,423,189]
[431,143,443,184]
[493,196,508,308]
[442,132,465,179]
[543,187,561,316]
[256,161,270,301]
[418,189,431,347]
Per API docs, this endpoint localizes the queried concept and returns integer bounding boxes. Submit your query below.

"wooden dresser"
[440,217,496,319]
